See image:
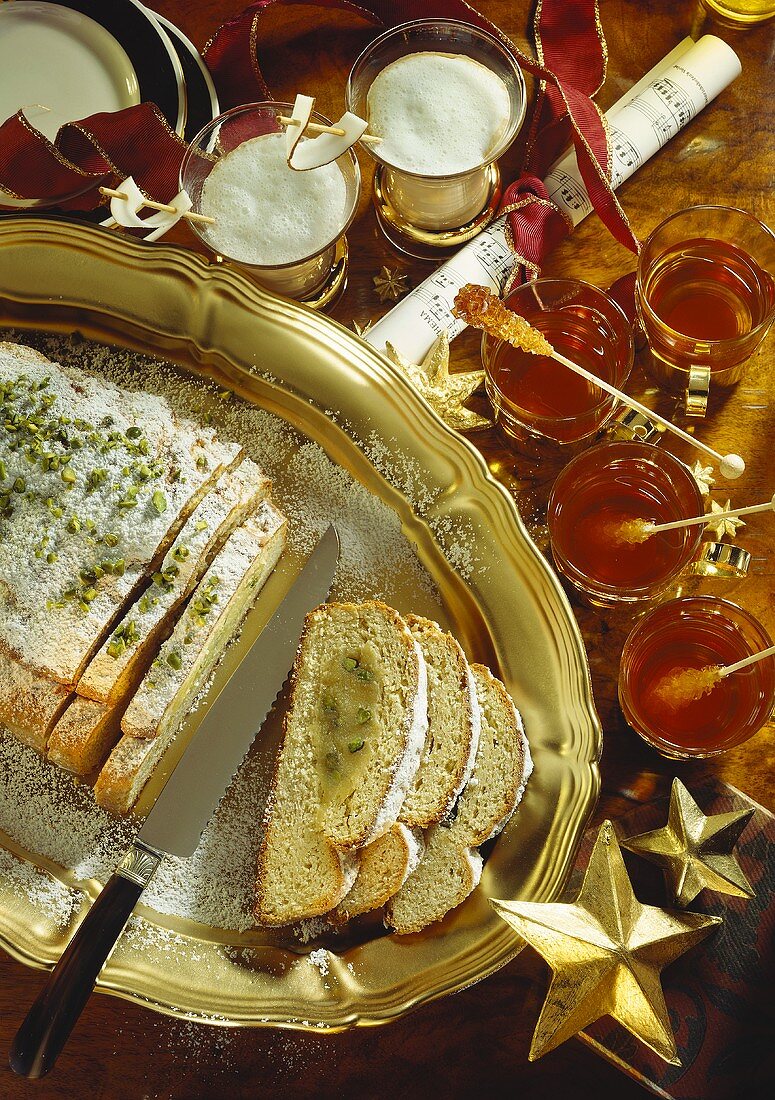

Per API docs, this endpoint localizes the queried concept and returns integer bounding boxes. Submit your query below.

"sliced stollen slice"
[77,458,271,706]
[402,615,480,825]
[334,824,424,923]
[0,650,71,752]
[47,697,119,775]
[93,501,287,815]
[334,615,480,920]
[386,663,533,936]
[0,341,241,690]
[254,601,428,926]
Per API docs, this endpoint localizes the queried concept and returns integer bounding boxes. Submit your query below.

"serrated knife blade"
[9,526,339,1079]
[140,523,339,856]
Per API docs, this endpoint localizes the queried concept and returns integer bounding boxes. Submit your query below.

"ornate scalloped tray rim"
[0,217,601,1029]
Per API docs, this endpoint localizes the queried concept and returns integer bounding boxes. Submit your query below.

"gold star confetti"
[691,461,716,497]
[351,318,374,337]
[705,499,746,539]
[622,778,754,907]
[491,820,721,1064]
[373,266,409,302]
[384,331,492,432]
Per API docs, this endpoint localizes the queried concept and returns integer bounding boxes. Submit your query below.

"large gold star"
[491,820,721,1064]
[384,332,492,432]
[621,778,754,907]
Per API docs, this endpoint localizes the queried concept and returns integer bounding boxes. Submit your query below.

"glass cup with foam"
[346,19,526,258]
[180,103,361,307]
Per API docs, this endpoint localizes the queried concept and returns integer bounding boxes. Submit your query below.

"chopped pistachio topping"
[151,490,167,514]
[166,649,183,670]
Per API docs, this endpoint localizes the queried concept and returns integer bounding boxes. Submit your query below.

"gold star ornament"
[621,778,754,907]
[384,332,492,432]
[691,461,716,497]
[491,820,721,1064]
[705,499,746,539]
[373,266,409,302]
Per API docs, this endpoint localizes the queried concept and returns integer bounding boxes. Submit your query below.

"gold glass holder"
[607,407,665,444]
[372,163,502,260]
[690,541,751,579]
[302,237,349,311]
[685,364,711,418]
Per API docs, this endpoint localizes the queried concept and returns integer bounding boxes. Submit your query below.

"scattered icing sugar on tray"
[0,329,457,934]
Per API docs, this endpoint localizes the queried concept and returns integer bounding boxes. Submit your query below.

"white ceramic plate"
[0,0,185,212]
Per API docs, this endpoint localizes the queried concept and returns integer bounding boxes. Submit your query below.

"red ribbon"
[0,0,639,272]
[0,103,190,213]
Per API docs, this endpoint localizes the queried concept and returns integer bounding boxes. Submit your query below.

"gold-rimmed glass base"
[372,162,502,259]
[301,237,349,311]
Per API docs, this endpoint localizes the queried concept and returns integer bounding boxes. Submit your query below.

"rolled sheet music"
[365,35,742,362]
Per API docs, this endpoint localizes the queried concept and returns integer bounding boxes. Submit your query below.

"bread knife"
[9,525,340,1079]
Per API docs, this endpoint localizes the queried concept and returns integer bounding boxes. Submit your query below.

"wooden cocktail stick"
[99,186,216,225]
[276,115,382,143]
[452,284,746,480]
[718,644,775,677]
[277,114,347,137]
[643,494,775,535]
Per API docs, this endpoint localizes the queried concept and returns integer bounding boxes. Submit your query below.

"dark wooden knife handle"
[9,841,162,1079]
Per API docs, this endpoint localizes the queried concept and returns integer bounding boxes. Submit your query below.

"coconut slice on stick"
[284,93,315,161]
[283,93,368,172]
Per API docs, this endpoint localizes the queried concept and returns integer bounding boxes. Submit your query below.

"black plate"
[153,11,219,141]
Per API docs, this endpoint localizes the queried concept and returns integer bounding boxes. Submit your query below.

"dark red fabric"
[0,103,191,211]
[0,0,638,268]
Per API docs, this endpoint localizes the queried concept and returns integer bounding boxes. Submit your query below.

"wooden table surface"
[1,2,773,1097]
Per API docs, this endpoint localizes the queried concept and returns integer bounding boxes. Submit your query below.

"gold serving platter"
[0,217,601,1030]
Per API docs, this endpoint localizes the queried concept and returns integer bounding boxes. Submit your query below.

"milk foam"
[367,52,512,176]
[200,132,349,266]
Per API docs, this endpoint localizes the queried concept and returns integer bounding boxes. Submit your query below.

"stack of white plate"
[0,0,219,213]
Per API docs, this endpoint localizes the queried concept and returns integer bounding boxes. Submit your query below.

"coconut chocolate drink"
[200,133,350,269]
[181,104,361,302]
[366,53,512,178]
[347,21,525,244]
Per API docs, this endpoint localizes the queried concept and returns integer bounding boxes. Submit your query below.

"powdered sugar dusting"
[307,948,330,976]
[0,729,135,881]
[0,330,454,935]
[0,846,80,929]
